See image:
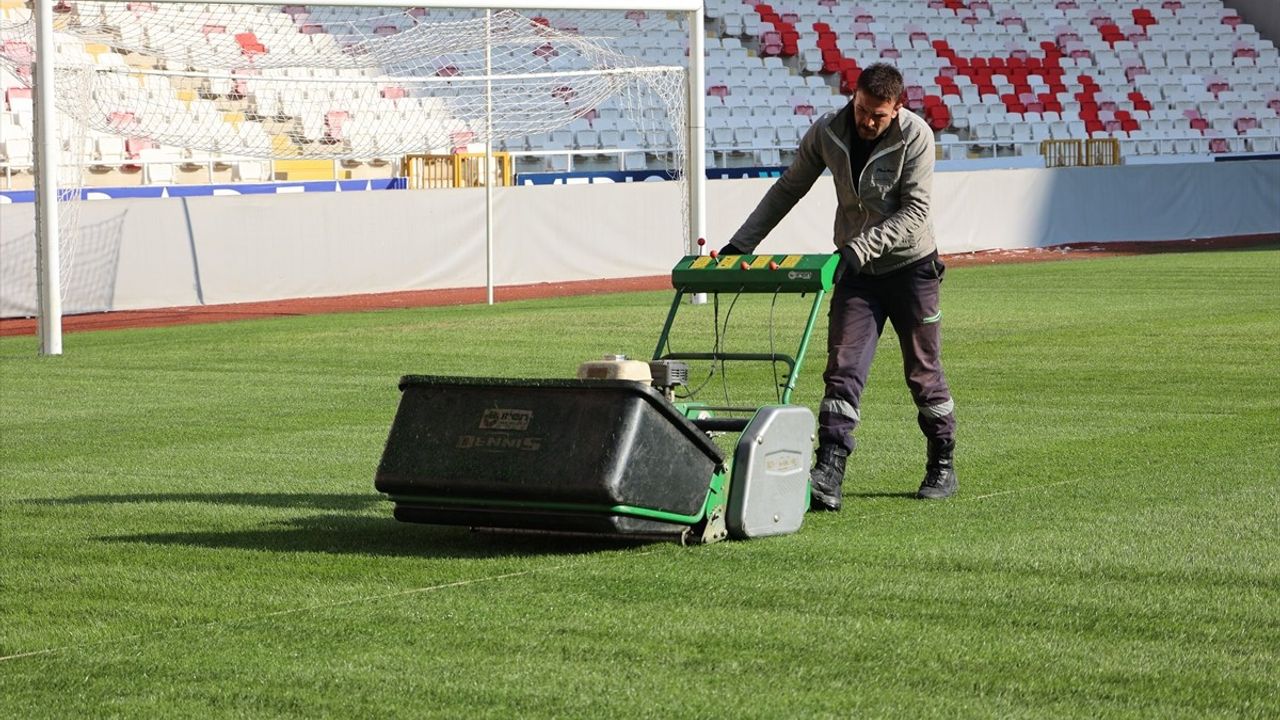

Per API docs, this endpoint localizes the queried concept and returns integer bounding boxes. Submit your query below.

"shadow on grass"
[33,492,665,557]
[27,492,379,512]
[99,513,658,559]
[847,491,918,499]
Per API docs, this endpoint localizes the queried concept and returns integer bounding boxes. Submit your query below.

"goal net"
[0,0,703,348]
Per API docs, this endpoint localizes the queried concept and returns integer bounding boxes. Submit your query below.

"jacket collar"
[832,101,855,140]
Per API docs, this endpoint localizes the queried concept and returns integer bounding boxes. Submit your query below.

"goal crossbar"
[98,65,689,84]
[127,0,702,9]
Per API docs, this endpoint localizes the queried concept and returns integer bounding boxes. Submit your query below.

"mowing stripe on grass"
[2,474,1097,664]
[853,476,1091,522]
[0,554,652,663]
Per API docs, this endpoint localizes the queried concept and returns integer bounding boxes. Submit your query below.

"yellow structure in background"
[1041,138,1123,168]
[402,152,513,189]
[1085,138,1122,166]
[273,159,334,181]
[1040,139,1082,167]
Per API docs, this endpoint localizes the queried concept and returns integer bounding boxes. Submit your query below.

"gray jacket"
[728,104,937,276]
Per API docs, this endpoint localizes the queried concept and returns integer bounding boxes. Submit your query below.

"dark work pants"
[818,256,956,453]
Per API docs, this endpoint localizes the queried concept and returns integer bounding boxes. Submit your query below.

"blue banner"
[514,166,784,185]
[0,168,794,202]
[0,177,406,204]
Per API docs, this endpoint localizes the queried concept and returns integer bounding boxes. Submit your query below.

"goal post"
[32,0,61,355]
[16,0,707,355]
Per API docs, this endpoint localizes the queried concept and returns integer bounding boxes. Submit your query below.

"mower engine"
[647,359,689,402]
[573,355,690,404]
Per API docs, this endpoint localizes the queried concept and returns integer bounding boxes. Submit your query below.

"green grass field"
[2,248,1278,718]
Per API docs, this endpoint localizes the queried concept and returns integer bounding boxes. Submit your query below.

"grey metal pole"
[33,0,63,355]
[687,9,708,306]
[484,9,495,305]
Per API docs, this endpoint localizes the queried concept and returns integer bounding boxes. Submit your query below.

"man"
[720,63,957,509]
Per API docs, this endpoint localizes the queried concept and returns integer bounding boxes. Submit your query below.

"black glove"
[838,245,862,274]
[718,242,746,256]
[833,245,861,284]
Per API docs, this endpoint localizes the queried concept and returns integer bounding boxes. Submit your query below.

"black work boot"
[916,439,957,500]
[809,444,850,511]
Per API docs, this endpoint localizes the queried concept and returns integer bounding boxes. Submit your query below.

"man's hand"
[717,242,745,256]
[832,245,861,284]
[838,244,862,275]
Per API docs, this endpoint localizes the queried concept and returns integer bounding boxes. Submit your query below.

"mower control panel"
[670,253,839,294]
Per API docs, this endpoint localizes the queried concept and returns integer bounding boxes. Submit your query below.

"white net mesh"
[0,2,693,317]
[0,208,126,316]
[0,41,92,314]
[1,4,687,162]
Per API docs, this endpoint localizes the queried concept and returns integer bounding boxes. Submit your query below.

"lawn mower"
[374,252,839,544]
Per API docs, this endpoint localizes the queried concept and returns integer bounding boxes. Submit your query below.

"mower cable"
[675,291,721,400]
[718,288,745,406]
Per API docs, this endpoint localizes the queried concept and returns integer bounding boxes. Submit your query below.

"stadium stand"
[704,0,1279,160]
[1,0,1278,189]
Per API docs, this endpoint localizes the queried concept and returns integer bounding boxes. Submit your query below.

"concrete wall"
[1226,0,1280,44]
[2,160,1278,317]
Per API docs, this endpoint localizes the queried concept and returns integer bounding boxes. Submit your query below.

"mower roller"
[374,252,839,544]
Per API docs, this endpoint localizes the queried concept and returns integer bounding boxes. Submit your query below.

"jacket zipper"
[823,124,858,200]
[824,124,905,246]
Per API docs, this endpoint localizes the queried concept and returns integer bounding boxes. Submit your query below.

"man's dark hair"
[856,63,905,103]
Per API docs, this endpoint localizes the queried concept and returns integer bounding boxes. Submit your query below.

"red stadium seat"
[108,111,137,131]
[759,31,783,56]
[822,49,843,73]
[325,111,349,141]
[925,104,950,131]
[235,32,266,57]
[840,67,861,94]
[124,137,154,159]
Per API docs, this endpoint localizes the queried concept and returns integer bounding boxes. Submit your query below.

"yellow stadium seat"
[83,43,111,61]
[271,134,301,158]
